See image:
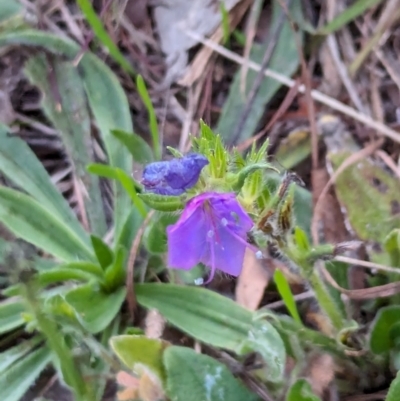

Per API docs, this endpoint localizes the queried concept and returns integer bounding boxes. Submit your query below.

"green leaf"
[65,284,126,333]
[286,379,322,401]
[144,213,178,254]
[104,246,126,291]
[238,319,286,383]
[111,129,154,164]
[385,229,400,267]
[136,75,160,160]
[37,268,97,286]
[139,193,184,212]
[0,336,42,373]
[273,269,302,324]
[79,53,134,246]
[164,346,260,401]
[87,163,147,217]
[369,306,400,354]
[0,123,90,245]
[136,283,252,352]
[0,346,52,401]
[110,335,168,383]
[220,1,230,44]
[24,55,107,236]
[216,1,303,144]
[294,226,311,252]
[386,370,400,401]
[0,299,24,334]
[0,186,94,262]
[76,0,135,75]
[318,0,384,35]
[91,235,114,270]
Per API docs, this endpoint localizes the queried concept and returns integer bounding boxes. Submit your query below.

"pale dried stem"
[334,255,400,275]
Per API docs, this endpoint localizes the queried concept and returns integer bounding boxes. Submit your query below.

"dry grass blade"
[334,256,400,275]
[183,29,400,144]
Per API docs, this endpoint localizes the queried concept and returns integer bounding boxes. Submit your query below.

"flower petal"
[167,206,208,270]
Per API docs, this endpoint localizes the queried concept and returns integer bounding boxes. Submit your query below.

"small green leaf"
[274,269,302,324]
[65,284,126,333]
[136,283,252,352]
[164,346,260,401]
[111,129,154,164]
[294,226,310,252]
[385,229,400,267]
[136,75,160,160]
[386,370,400,401]
[76,0,135,75]
[369,306,400,354]
[234,162,278,192]
[286,379,322,401]
[110,335,168,383]
[220,1,230,44]
[91,235,114,270]
[104,246,126,291]
[139,193,184,212]
[37,268,96,286]
[0,299,24,334]
[0,346,52,401]
[0,186,94,262]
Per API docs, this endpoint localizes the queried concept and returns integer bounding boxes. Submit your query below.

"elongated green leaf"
[77,0,135,75]
[110,335,168,383]
[136,75,160,160]
[25,55,106,236]
[0,346,52,401]
[104,246,126,291]
[286,379,322,401]
[37,269,96,286]
[111,129,154,164]
[65,284,126,333]
[318,0,384,35]
[79,53,133,245]
[386,370,400,401]
[0,299,24,334]
[0,186,94,262]
[164,346,260,401]
[136,283,252,351]
[0,29,134,249]
[0,124,89,245]
[217,1,303,144]
[274,269,302,324]
[0,336,42,373]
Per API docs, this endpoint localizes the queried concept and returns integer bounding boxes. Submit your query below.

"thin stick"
[334,255,400,275]
[126,211,154,322]
[183,29,400,144]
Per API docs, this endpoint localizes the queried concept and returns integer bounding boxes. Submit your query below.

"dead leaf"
[307,354,335,397]
[235,249,269,310]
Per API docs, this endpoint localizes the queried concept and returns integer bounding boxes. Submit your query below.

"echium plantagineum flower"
[167,192,255,282]
[141,153,209,196]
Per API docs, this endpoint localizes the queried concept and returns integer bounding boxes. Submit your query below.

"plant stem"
[304,264,345,332]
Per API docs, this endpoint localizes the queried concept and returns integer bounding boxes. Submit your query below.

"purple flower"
[167,192,255,282]
[141,153,209,196]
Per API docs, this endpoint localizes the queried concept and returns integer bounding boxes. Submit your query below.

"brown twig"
[126,210,155,322]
